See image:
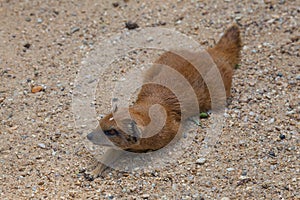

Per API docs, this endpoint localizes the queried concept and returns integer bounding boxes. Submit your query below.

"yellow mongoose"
[86,25,242,178]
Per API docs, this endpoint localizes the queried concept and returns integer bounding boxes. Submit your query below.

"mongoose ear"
[121,118,142,140]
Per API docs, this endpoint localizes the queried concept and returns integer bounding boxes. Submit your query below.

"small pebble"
[241,169,247,176]
[224,113,230,118]
[53,10,59,15]
[226,167,235,172]
[175,20,182,25]
[142,194,150,199]
[268,118,275,124]
[31,85,43,93]
[235,14,243,20]
[288,80,296,85]
[125,21,139,30]
[269,151,276,157]
[196,158,206,165]
[270,165,276,170]
[38,143,46,149]
[277,72,283,77]
[279,0,285,4]
[221,198,230,200]
[32,186,37,191]
[279,134,286,140]
[24,43,31,49]
[37,18,43,23]
[112,2,119,7]
[70,27,80,34]
[249,80,256,86]
[147,37,154,42]
[296,75,300,80]
[0,97,5,103]
[172,184,177,190]
[159,21,167,26]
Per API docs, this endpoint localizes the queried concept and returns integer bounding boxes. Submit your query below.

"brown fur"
[86,25,242,178]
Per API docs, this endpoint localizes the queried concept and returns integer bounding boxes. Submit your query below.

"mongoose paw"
[83,162,108,181]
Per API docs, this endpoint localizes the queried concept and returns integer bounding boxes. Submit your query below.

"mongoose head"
[87,107,143,150]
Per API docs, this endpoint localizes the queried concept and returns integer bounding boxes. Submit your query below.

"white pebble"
[38,143,46,149]
[226,167,235,172]
[196,158,206,164]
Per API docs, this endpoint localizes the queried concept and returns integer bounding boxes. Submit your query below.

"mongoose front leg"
[85,148,124,180]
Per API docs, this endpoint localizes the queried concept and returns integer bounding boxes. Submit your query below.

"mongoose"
[86,25,242,178]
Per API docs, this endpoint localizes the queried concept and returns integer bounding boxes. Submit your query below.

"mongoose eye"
[104,129,119,136]
[132,136,138,142]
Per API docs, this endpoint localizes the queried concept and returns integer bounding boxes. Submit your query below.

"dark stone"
[24,43,31,49]
[125,21,139,30]
[279,134,286,140]
[269,151,276,157]
[70,27,80,34]
[112,2,119,7]
[277,72,283,77]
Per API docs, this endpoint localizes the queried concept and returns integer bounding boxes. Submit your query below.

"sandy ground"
[0,0,299,199]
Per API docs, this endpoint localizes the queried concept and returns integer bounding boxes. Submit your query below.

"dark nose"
[87,132,94,141]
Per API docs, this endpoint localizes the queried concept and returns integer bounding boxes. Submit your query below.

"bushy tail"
[212,25,242,68]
